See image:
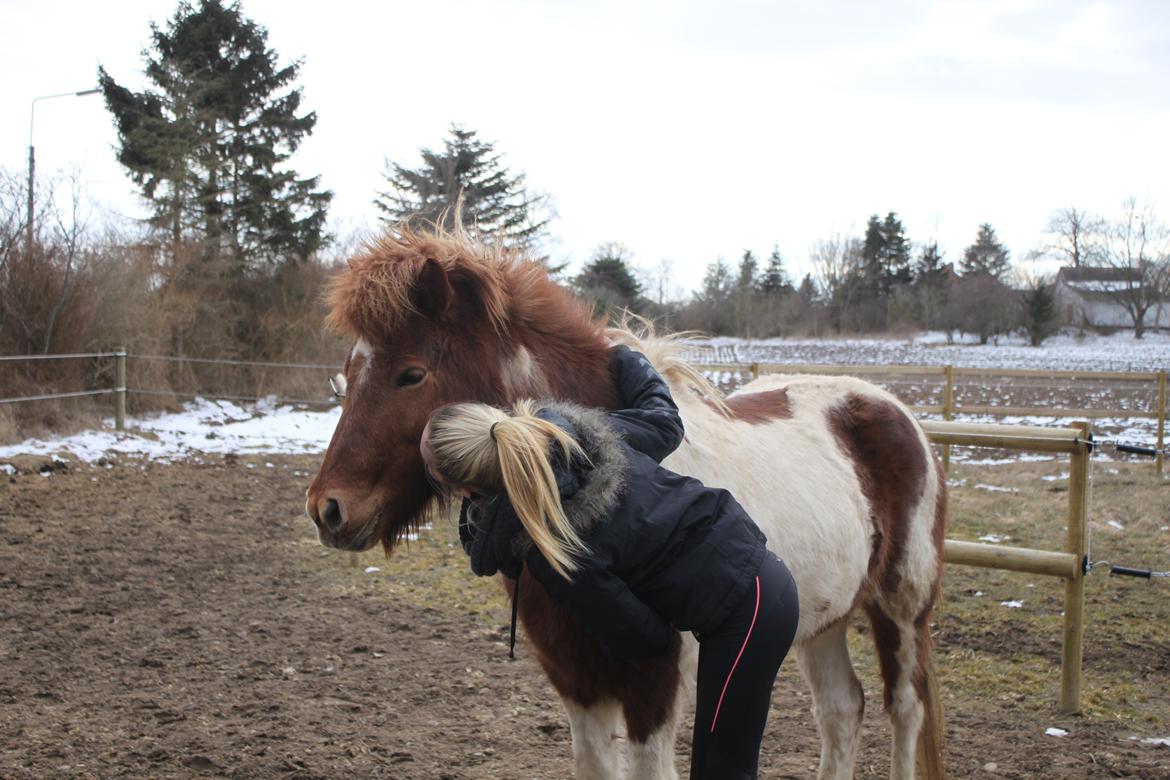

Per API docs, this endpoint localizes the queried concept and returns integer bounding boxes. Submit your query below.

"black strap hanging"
[508,565,522,660]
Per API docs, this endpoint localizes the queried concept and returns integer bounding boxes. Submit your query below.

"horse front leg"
[564,699,625,779]
[797,618,865,780]
[622,633,693,780]
[623,695,684,780]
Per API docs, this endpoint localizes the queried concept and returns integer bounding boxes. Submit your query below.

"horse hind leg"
[797,618,865,780]
[564,699,625,779]
[864,601,944,780]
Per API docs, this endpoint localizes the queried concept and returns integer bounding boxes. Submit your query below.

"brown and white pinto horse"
[306,228,946,780]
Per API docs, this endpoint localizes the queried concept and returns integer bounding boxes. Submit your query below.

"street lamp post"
[27,88,101,255]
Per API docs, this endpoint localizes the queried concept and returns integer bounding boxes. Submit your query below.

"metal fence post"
[115,347,127,432]
[1060,420,1091,714]
[1157,369,1166,476]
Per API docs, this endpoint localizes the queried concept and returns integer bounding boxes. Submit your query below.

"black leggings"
[691,552,799,780]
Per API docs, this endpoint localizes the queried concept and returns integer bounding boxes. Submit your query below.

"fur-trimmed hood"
[535,400,628,536]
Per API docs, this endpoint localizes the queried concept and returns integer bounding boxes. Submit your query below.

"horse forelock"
[324,227,607,366]
[324,227,515,343]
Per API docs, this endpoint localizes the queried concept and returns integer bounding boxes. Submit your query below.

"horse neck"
[522,331,619,410]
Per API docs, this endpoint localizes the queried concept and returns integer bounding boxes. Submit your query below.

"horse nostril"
[322,498,343,533]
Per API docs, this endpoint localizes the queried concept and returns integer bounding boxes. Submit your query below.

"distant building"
[1053,267,1168,331]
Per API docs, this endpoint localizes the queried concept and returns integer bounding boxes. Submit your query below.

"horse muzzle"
[306,494,381,551]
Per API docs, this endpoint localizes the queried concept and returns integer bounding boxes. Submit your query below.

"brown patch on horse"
[723,388,793,424]
[509,573,681,743]
[911,459,948,702]
[827,394,928,594]
[863,602,902,710]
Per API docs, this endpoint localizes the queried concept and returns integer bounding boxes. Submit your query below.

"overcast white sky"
[3,0,1168,292]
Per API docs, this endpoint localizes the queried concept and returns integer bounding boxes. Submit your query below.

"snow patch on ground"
[975,484,1018,493]
[0,398,341,464]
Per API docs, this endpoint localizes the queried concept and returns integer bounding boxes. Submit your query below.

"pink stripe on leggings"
[709,575,761,733]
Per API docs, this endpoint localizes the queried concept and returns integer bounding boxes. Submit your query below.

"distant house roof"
[1055,266,1143,299]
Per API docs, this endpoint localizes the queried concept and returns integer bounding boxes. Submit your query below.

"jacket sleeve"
[525,549,673,661]
[605,345,685,463]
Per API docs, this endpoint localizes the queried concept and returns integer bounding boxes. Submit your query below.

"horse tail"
[915,618,946,780]
[605,313,732,416]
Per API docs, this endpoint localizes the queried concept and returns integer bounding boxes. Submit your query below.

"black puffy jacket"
[460,345,768,661]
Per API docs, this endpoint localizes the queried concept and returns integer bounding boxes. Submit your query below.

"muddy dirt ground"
[2,455,1168,779]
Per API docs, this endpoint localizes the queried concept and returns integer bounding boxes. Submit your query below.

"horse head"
[306,228,618,551]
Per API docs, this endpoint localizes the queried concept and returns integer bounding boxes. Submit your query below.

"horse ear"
[413,258,454,321]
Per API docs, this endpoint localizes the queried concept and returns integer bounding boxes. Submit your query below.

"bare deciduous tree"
[41,169,89,353]
[1095,197,1170,339]
[1044,206,1106,269]
[811,232,864,331]
[0,169,29,338]
[638,257,684,308]
[942,272,1017,345]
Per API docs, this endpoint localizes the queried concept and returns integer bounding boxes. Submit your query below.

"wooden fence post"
[1157,369,1166,476]
[942,365,954,472]
[750,362,760,381]
[1060,420,1091,714]
[115,347,127,433]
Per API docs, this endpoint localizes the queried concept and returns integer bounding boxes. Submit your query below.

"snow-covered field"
[689,330,1169,373]
[1,332,1164,467]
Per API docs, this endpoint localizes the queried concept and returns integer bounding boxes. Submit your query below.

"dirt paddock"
[2,454,1168,779]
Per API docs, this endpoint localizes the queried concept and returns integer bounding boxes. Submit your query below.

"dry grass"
[932,459,1170,731]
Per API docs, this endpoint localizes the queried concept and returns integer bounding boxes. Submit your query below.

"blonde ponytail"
[427,401,591,579]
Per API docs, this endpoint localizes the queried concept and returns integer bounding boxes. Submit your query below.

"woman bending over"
[420,345,799,780]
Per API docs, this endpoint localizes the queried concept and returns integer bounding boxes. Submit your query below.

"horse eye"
[396,367,426,388]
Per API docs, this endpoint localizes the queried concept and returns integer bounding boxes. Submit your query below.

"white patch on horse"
[564,700,625,778]
[501,346,548,397]
[351,337,374,387]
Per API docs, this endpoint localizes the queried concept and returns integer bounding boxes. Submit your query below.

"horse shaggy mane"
[324,227,602,347]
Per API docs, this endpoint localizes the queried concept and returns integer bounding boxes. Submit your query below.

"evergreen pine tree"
[576,242,642,316]
[859,214,886,298]
[732,250,759,337]
[736,249,758,292]
[375,124,550,255]
[691,257,735,335]
[861,212,913,296]
[796,274,818,303]
[913,241,949,329]
[960,223,1012,278]
[1020,278,1059,346]
[881,212,912,287]
[914,241,945,281]
[98,0,331,265]
[700,258,734,302]
[757,244,792,296]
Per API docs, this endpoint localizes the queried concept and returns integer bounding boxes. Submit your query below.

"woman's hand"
[463,497,524,579]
